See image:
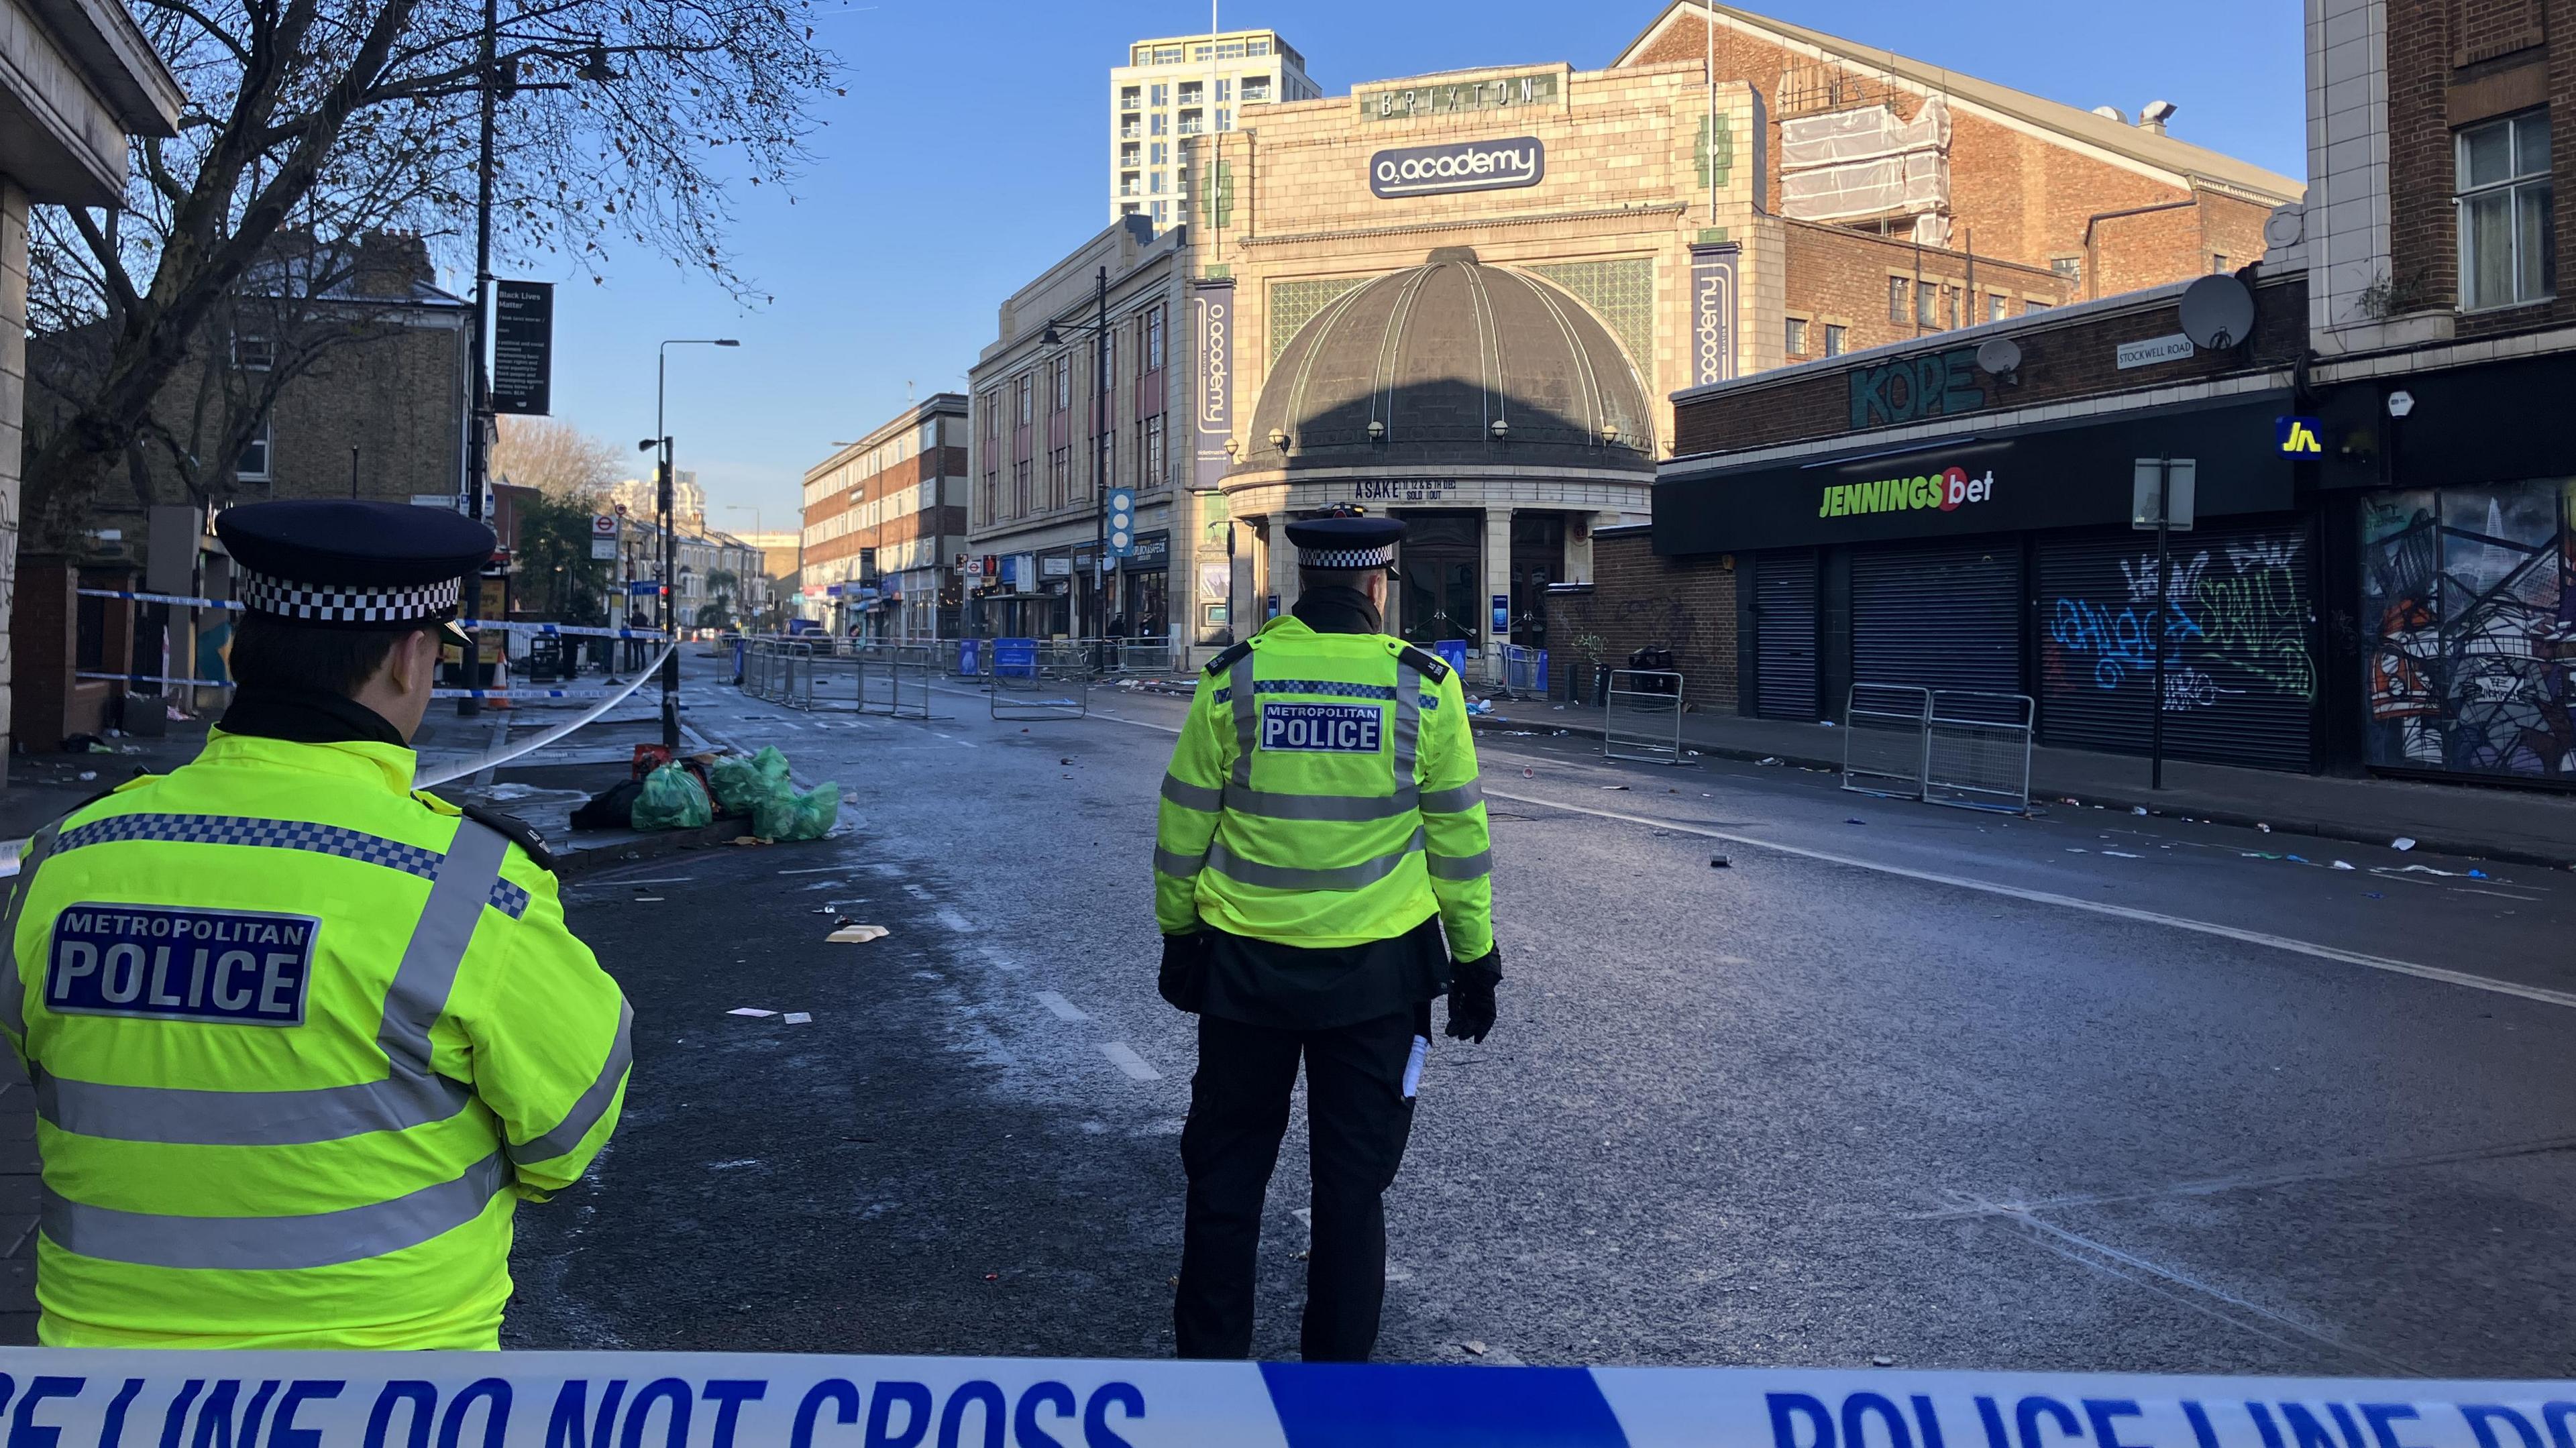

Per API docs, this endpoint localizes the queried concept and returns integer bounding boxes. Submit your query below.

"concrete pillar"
[1482,506,1511,666]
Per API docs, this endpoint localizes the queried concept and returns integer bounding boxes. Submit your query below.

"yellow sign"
[2277,416,2323,455]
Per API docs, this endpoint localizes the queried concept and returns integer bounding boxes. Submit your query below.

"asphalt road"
[504,655,2576,1375]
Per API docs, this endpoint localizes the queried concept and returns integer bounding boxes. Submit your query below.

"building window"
[1248,38,1270,56]
[1118,172,1139,198]
[232,335,275,372]
[1016,376,1032,426]
[2049,256,2082,286]
[1120,142,1139,167]
[1784,317,1809,355]
[2025,297,2053,312]
[237,416,272,481]
[1988,294,2009,323]
[1179,81,1202,105]
[2459,109,2555,311]
[1012,459,1030,516]
[1150,142,1167,166]
[1049,446,1069,508]
[1150,113,1167,137]
[1053,357,1071,411]
[1151,200,1169,224]
[1145,304,1166,371]
[1215,109,1232,132]
[1242,76,1270,103]
[1178,109,1203,135]
[1143,415,1167,485]
[1148,170,1165,194]
[2209,253,2229,273]
[1916,284,1937,328]
[1120,86,1140,110]
[1886,276,1909,323]
[1823,323,1847,357]
[1216,78,1231,102]
[1153,45,1179,64]
[1149,83,1168,106]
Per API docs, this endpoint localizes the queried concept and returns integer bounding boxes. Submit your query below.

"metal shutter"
[2035,520,2316,771]
[1754,551,1818,720]
[1851,541,2023,701]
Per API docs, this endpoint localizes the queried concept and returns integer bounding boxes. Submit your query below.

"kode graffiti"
[2361,480,2575,779]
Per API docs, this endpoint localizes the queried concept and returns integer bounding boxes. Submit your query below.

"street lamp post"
[640,337,741,749]
[1040,265,1112,665]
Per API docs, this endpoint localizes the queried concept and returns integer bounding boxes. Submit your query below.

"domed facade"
[1241,249,1655,471]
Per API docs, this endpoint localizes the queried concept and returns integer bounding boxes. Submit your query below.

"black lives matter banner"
[492,279,553,416]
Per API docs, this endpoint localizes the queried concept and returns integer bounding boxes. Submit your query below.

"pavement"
[502,656,2575,1374]
[1468,694,2576,869]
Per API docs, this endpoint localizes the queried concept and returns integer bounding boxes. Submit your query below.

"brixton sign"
[1369,137,1544,199]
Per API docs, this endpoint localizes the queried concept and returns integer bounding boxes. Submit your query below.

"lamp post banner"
[0,1351,2561,1448]
[1193,279,1235,493]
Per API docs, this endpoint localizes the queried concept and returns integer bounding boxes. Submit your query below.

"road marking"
[937,907,975,934]
[979,945,1024,972]
[1035,991,1089,1021]
[1484,787,2576,1012]
[1100,1042,1162,1080]
[776,867,842,875]
[1087,708,2572,1011]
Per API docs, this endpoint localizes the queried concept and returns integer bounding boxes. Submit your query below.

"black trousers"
[1173,1008,1418,1362]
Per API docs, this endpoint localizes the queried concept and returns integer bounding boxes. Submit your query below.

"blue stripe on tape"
[1261,1363,1629,1447]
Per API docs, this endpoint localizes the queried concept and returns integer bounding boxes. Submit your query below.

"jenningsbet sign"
[1369,136,1544,198]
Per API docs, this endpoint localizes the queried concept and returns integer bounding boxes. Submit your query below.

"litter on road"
[727,1007,776,1018]
[784,1011,813,1025]
[2394,837,2418,851]
[828,924,892,944]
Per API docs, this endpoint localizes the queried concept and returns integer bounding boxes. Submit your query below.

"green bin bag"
[631,761,714,830]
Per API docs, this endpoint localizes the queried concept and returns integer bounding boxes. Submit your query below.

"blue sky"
[495,0,2305,535]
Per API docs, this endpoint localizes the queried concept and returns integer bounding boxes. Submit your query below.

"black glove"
[1159,932,1210,1013]
[1445,946,1501,1044]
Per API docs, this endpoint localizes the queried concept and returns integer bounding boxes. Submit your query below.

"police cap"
[215,500,494,645]
[1284,509,1406,571]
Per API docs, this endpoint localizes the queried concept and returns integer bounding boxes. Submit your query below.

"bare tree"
[23,0,838,547]
[492,414,618,499]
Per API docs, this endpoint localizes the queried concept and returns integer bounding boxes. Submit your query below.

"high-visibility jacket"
[1155,616,1494,959]
[0,730,632,1349]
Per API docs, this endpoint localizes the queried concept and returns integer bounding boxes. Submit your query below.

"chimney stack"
[2138,100,2178,135]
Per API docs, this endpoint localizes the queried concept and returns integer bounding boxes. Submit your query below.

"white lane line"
[937,907,975,934]
[1100,1042,1162,1080]
[1035,991,1089,1021]
[1483,786,2576,1012]
[1084,709,2575,1010]
[776,867,842,875]
[979,945,1025,972]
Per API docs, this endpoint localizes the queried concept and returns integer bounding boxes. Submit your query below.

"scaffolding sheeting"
[1780,97,1952,223]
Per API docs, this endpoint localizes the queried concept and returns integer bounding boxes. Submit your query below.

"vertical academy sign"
[492,280,553,416]
[1690,243,1739,387]
[1193,279,1234,492]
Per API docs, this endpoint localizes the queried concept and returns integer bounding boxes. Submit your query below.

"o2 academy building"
[968,2,2295,669]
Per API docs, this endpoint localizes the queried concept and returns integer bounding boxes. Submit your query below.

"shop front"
[2318,352,2576,785]
[1118,530,1171,641]
[1660,394,2324,773]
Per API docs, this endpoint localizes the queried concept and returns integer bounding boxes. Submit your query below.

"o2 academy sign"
[1370,137,1544,199]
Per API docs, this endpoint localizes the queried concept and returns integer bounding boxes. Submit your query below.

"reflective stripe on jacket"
[1154,616,1495,958]
[0,730,631,1349]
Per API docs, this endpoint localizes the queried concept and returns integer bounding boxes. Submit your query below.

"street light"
[1038,265,1113,657]
[645,337,741,748]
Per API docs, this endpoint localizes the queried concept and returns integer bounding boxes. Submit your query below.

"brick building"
[2282,0,2576,785]
[967,216,1188,643]
[1163,5,2297,674]
[800,394,969,640]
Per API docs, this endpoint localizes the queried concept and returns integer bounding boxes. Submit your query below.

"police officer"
[1154,509,1498,1363]
[0,499,632,1349]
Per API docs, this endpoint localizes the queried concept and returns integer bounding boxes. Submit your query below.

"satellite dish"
[1975,337,2023,376]
[2178,274,2255,350]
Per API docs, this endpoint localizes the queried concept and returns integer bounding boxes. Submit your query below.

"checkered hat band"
[238,568,458,624]
[1299,545,1395,569]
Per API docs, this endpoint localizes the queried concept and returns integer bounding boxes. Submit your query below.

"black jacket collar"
[217,687,408,746]
[1292,586,1384,636]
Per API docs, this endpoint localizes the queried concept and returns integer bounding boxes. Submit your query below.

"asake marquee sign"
[1370,137,1544,199]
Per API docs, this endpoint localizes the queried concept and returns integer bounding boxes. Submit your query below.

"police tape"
[74,671,233,689]
[0,1351,2563,1448]
[428,686,626,700]
[71,590,670,640]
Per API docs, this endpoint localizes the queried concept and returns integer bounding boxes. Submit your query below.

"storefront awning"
[1653,392,2300,556]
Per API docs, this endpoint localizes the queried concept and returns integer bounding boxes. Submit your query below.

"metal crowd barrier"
[991,641,1091,721]
[1927,689,2037,814]
[1114,641,1177,675]
[780,641,816,710]
[1603,669,1689,766]
[804,643,938,720]
[1842,683,1933,800]
[1838,683,2035,814]
[1500,645,1548,695]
